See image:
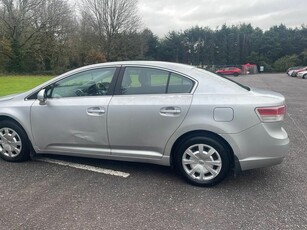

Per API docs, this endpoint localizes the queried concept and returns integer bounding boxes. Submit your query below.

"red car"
[216,67,242,76]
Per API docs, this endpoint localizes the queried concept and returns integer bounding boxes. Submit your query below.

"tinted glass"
[46,68,116,98]
[121,67,169,95]
[168,73,194,93]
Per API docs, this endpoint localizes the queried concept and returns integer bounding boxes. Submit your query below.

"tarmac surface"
[0,73,306,229]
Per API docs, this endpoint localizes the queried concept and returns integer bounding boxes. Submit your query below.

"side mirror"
[37,89,47,105]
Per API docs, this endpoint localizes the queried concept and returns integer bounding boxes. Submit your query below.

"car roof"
[80,61,196,76]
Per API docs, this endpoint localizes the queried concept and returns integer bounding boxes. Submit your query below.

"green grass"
[0,75,53,97]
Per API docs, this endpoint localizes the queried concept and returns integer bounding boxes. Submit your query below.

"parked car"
[0,61,289,186]
[289,67,307,77]
[216,67,242,76]
[286,66,304,76]
[297,70,307,79]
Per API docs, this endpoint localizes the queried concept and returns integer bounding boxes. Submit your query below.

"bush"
[273,55,300,72]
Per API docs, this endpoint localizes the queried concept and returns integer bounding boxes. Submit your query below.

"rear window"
[195,68,250,91]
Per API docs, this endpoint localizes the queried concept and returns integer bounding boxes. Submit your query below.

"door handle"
[160,107,181,116]
[87,107,105,116]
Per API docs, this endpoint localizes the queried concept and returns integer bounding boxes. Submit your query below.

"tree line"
[0,0,306,74]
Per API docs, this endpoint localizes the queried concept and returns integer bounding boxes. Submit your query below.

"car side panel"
[0,98,34,143]
[31,96,112,155]
[163,93,285,159]
[108,94,192,159]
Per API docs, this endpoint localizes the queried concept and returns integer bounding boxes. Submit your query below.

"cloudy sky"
[138,0,307,36]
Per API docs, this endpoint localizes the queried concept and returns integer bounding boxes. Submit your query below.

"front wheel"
[174,136,231,186]
[0,120,31,162]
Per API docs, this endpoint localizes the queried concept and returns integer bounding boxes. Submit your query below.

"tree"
[138,28,159,60]
[80,0,140,61]
[0,0,73,72]
[158,31,185,63]
[273,54,300,72]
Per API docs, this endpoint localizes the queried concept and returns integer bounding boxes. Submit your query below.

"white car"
[287,66,304,76]
[0,61,289,186]
[297,70,307,79]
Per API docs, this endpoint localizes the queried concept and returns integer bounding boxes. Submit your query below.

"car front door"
[30,67,118,156]
[223,68,231,74]
[107,66,195,160]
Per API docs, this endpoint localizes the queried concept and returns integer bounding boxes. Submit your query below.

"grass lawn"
[0,75,53,97]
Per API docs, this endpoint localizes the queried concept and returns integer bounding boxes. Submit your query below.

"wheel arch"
[0,115,20,123]
[0,115,35,161]
[0,115,32,143]
[170,130,235,169]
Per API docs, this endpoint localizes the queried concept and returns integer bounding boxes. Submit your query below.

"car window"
[121,67,169,95]
[121,67,194,95]
[46,68,116,98]
[168,73,194,93]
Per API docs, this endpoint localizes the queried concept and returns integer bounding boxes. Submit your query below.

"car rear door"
[107,66,195,159]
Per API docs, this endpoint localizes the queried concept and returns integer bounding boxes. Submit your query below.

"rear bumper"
[221,123,289,171]
[237,155,285,171]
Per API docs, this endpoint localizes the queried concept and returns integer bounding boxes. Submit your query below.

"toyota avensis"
[0,61,289,186]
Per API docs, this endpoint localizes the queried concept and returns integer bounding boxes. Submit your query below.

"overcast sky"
[138,0,307,36]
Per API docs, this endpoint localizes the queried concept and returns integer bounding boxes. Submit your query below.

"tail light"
[255,105,286,122]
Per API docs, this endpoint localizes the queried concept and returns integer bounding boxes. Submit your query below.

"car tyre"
[0,120,31,162]
[233,73,239,77]
[174,136,231,187]
[303,74,306,79]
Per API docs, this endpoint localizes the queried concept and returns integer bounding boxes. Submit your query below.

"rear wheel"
[303,74,306,79]
[174,136,231,186]
[0,120,31,162]
[233,72,239,77]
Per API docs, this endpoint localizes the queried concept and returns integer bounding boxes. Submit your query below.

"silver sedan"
[0,61,289,186]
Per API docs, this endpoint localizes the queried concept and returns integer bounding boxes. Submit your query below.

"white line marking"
[36,157,130,178]
[288,113,307,141]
